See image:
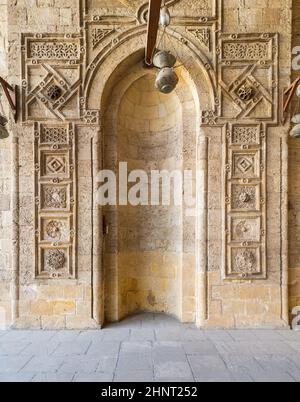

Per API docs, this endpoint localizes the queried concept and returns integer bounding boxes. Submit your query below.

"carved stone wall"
[289,0,300,318]
[0,0,294,329]
[0,0,12,325]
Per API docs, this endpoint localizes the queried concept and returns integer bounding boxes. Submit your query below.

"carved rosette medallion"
[46,249,66,271]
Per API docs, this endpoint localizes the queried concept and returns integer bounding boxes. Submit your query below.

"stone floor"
[0,313,300,382]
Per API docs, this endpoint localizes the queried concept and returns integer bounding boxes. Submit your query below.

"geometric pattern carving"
[186,27,210,50]
[218,33,278,122]
[235,156,254,174]
[41,127,68,144]
[45,156,67,175]
[92,28,115,48]
[82,109,100,125]
[232,152,258,178]
[232,126,259,145]
[21,34,83,122]
[222,42,269,61]
[42,185,68,209]
[34,123,76,279]
[29,41,80,60]
[223,123,266,280]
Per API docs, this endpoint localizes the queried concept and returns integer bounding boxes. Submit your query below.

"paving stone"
[52,340,91,356]
[286,341,300,353]
[101,329,130,342]
[195,369,233,383]
[0,372,36,382]
[183,340,219,356]
[188,355,227,371]
[50,331,81,343]
[120,341,152,355]
[129,329,155,341]
[73,372,114,382]
[21,356,64,373]
[276,330,300,341]
[229,368,254,382]
[0,341,31,355]
[32,372,75,382]
[76,330,104,342]
[0,330,56,343]
[155,328,184,341]
[251,330,287,341]
[227,330,259,342]
[0,356,34,373]
[152,342,187,363]
[59,357,100,374]
[87,341,120,357]
[96,357,118,373]
[254,355,300,372]
[203,330,234,342]
[114,370,154,382]
[154,362,194,382]
[215,341,296,356]
[20,341,59,356]
[117,353,153,371]
[1,319,300,382]
[221,353,262,371]
[181,328,207,341]
[287,369,300,381]
[246,369,295,383]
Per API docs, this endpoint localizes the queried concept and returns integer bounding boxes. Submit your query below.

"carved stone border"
[223,123,267,280]
[34,123,77,279]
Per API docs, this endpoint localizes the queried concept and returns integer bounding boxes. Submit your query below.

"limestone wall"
[289,0,300,317]
[0,0,11,326]
[0,0,297,329]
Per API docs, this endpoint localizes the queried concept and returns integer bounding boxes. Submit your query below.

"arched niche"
[86,32,215,326]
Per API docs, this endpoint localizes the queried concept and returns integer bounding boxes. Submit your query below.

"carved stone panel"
[223,123,266,280]
[230,184,260,212]
[218,33,278,123]
[34,123,76,279]
[229,247,262,277]
[21,34,83,122]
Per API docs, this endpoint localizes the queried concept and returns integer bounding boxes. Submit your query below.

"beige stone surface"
[0,0,297,329]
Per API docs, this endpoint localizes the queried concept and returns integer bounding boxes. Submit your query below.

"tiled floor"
[0,313,300,382]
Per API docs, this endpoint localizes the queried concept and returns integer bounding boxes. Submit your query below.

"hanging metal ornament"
[153,50,176,69]
[160,6,171,28]
[291,114,300,124]
[155,67,179,94]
